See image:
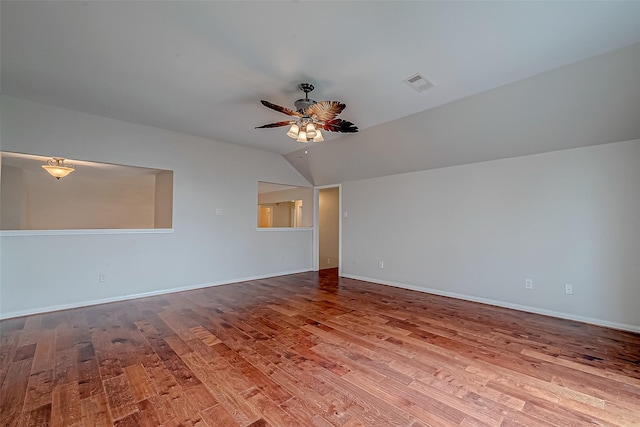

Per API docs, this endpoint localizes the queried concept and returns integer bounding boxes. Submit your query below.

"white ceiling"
[258,181,308,195]
[2,1,640,183]
[286,43,640,185]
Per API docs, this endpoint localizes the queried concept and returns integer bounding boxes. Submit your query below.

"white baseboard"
[6,270,637,334]
[0,269,312,320]
[341,274,640,334]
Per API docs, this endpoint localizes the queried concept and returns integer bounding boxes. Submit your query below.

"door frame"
[313,184,342,274]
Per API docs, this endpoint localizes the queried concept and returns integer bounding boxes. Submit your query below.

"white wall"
[0,165,31,229]
[342,140,640,331]
[0,96,313,317]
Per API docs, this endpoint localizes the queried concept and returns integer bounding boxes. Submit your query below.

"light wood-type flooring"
[1,269,639,426]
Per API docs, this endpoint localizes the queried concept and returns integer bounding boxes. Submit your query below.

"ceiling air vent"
[403,73,434,93]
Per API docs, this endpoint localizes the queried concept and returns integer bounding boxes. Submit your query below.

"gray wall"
[0,96,313,318]
[342,139,640,331]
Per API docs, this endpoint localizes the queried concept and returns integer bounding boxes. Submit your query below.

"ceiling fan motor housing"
[295,83,316,113]
[294,98,316,113]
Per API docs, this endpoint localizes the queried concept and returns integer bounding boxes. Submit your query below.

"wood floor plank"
[22,368,54,412]
[0,358,33,426]
[13,343,36,363]
[30,328,56,374]
[408,376,504,427]
[77,356,103,399]
[163,334,192,356]
[53,346,78,386]
[51,381,82,427]
[0,269,638,426]
[466,359,607,409]
[113,399,162,427]
[102,374,139,421]
[278,396,335,427]
[522,347,640,387]
[140,329,197,386]
[343,371,464,427]
[199,402,241,427]
[80,392,113,427]
[190,325,223,347]
[184,383,219,411]
[243,387,300,426]
[16,402,51,427]
[18,315,43,347]
[179,351,261,425]
[314,367,415,426]
[123,363,156,402]
[165,391,208,426]
[212,341,293,405]
[156,310,199,342]
[145,394,177,425]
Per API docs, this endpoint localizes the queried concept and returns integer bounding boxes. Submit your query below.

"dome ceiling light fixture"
[256,83,358,143]
[42,157,75,179]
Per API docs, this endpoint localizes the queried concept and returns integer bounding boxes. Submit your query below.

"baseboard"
[0,269,312,320]
[6,270,637,333]
[341,274,640,334]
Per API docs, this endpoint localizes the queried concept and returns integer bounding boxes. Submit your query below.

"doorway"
[316,186,340,272]
[258,206,272,228]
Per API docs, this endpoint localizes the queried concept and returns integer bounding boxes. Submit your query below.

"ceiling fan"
[256,83,358,143]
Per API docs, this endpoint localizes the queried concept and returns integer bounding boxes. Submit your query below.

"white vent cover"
[403,73,434,93]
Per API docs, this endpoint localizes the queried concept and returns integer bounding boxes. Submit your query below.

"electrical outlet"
[525,279,533,290]
[564,283,573,295]
[327,258,331,265]
[378,261,384,269]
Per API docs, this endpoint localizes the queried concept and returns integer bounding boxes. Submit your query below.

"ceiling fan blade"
[255,120,295,129]
[260,100,302,117]
[305,101,346,122]
[320,119,359,133]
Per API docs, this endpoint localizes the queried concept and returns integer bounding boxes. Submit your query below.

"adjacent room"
[1,1,639,426]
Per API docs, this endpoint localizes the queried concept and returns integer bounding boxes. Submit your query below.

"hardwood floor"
[1,269,639,426]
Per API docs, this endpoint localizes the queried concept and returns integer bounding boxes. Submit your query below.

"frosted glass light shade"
[312,129,324,142]
[305,122,317,139]
[296,129,307,142]
[42,158,75,179]
[287,124,299,139]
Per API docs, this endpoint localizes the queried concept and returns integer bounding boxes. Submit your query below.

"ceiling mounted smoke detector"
[404,73,434,93]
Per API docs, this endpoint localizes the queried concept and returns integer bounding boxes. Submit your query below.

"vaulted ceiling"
[2,1,640,185]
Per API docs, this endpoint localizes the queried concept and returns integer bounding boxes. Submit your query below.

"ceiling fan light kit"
[292,118,323,143]
[256,83,357,143]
